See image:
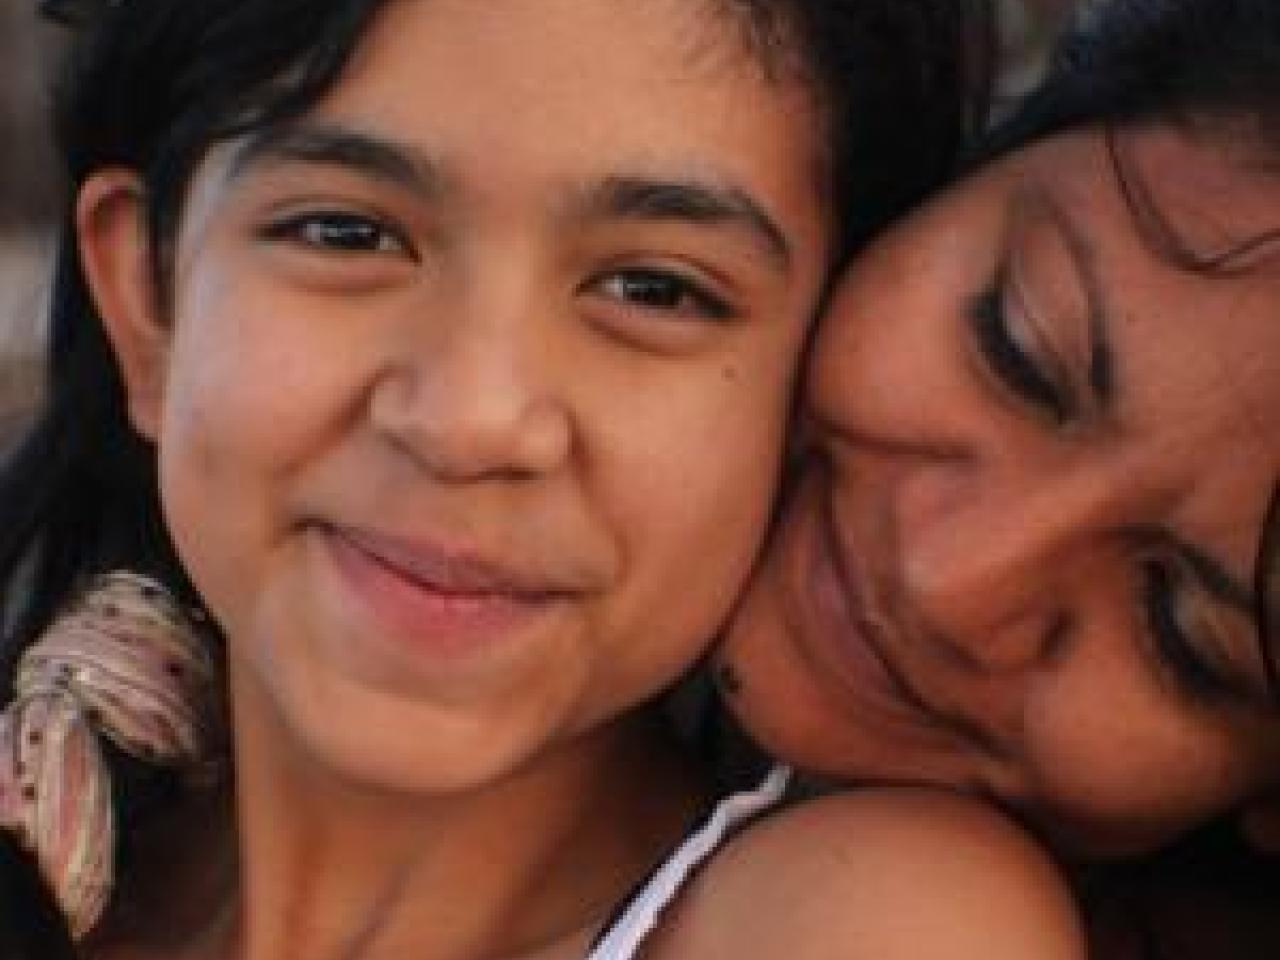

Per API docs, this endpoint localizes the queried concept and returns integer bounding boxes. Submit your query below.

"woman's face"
[719,123,1280,857]
[91,0,828,794]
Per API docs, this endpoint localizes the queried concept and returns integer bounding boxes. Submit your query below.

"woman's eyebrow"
[227,122,443,197]
[1106,126,1280,276]
[1169,531,1257,615]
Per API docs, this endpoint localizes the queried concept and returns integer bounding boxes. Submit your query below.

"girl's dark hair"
[0,0,993,951]
[753,0,995,258]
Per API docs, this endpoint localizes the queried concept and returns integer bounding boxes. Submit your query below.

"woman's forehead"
[1105,120,1280,274]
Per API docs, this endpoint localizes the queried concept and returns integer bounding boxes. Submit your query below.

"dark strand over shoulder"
[0,832,77,959]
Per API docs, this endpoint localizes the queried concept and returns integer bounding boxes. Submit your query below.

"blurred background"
[0,0,1086,431]
[0,0,61,431]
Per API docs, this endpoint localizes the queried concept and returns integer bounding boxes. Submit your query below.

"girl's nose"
[367,303,573,483]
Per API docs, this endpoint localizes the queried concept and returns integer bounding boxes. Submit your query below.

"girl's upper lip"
[321,523,593,598]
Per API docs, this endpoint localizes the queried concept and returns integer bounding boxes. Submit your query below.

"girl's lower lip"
[321,527,557,659]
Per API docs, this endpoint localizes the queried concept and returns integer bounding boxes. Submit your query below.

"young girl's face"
[89,0,829,792]
[719,123,1280,857]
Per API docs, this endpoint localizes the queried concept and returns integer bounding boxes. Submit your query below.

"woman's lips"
[785,482,952,746]
[319,523,574,659]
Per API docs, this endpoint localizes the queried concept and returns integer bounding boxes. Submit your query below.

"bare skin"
[641,789,1084,960]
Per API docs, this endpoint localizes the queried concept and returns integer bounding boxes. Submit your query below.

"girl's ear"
[1237,795,1280,853]
[76,169,170,440]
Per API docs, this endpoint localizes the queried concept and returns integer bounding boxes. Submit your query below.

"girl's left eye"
[588,267,734,321]
[260,211,411,257]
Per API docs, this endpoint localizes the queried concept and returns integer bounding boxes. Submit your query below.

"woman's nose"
[896,460,1128,672]
[367,300,573,483]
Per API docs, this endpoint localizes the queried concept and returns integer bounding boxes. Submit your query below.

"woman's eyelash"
[259,210,411,257]
[1141,559,1235,704]
[969,285,1071,424]
[591,267,735,321]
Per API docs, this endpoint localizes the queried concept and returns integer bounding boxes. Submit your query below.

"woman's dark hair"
[982,0,1280,159]
[0,0,993,951]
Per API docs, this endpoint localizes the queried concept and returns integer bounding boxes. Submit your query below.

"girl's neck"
[156,706,706,960]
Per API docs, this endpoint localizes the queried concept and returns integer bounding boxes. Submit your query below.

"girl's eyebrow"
[227,122,443,197]
[576,177,794,274]
[225,122,795,273]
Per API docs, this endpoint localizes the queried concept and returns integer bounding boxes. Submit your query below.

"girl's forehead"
[348,0,783,77]
[245,0,828,241]
[316,0,820,157]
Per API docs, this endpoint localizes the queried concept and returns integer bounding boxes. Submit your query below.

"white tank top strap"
[584,764,792,960]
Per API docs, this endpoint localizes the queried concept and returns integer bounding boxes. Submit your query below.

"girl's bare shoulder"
[647,788,1086,959]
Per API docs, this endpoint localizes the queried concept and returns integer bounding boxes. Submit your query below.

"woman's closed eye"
[1141,558,1248,706]
[259,209,415,259]
[968,282,1075,425]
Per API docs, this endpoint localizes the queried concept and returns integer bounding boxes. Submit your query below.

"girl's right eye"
[577,263,740,354]
[968,283,1073,425]
[586,266,735,322]
[259,210,413,258]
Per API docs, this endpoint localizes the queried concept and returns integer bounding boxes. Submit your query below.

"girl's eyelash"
[259,210,411,257]
[591,267,735,321]
[969,284,1071,425]
[1140,559,1235,704]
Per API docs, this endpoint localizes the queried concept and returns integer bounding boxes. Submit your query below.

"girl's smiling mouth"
[315,521,582,660]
